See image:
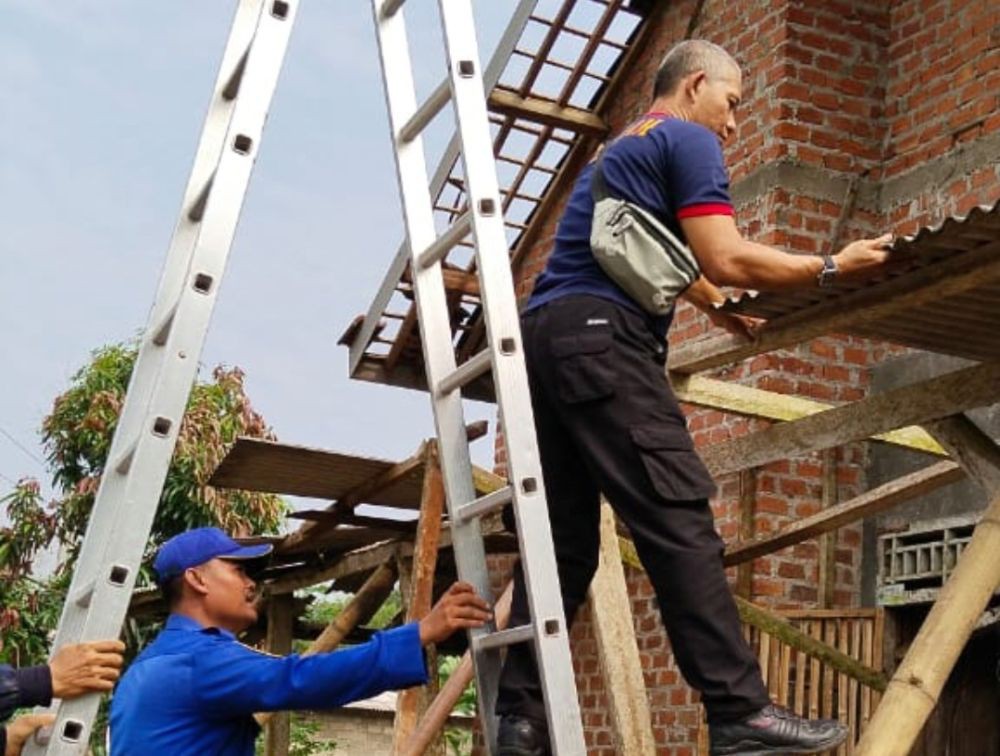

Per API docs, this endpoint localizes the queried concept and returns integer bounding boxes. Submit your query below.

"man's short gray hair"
[653,40,740,98]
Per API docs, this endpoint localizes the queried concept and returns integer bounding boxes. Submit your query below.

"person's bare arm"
[680,214,892,290]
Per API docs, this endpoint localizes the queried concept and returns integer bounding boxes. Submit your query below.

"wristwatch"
[817,254,838,288]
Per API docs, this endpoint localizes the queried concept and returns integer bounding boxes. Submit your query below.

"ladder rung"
[187,172,216,222]
[437,349,491,397]
[222,47,250,100]
[417,211,472,270]
[474,624,534,653]
[151,303,179,346]
[71,580,95,609]
[454,486,513,524]
[379,0,406,20]
[113,440,138,475]
[399,80,451,144]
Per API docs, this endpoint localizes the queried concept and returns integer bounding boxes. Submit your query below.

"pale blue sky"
[0,1,518,506]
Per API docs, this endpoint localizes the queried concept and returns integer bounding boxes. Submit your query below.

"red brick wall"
[492,1,1000,752]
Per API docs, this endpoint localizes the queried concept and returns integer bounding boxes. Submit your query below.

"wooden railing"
[697,608,885,756]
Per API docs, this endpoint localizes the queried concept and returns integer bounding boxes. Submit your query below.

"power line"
[0,423,46,467]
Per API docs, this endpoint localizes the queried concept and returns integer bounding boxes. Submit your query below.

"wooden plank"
[925,413,1000,493]
[735,599,888,693]
[393,447,446,754]
[671,374,945,456]
[759,631,772,688]
[860,621,874,730]
[723,460,964,566]
[668,238,1000,374]
[589,502,657,755]
[488,89,609,137]
[779,643,792,706]
[809,621,821,719]
[818,449,839,608]
[401,582,514,756]
[795,647,807,715]
[736,468,756,599]
[823,621,835,719]
[279,444,429,554]
[263,594,294,756]
[848,621,862,755]
[702,361,1000,477]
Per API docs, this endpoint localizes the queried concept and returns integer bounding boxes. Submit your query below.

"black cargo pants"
[496,295,770,726]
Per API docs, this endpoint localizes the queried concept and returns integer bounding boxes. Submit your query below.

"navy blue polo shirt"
[109,614,428,755]
[525,113,734,337]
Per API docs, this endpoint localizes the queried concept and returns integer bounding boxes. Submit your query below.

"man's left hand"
[5,713,55,756]
[418,582,493,645]
[706,308,763,340]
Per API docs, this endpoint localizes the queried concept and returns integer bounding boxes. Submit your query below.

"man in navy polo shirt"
[496,40,892,756]
[109,527,491,755]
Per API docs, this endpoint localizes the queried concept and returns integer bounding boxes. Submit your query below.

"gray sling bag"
[589,152,701,315]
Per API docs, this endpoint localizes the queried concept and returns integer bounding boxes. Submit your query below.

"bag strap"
[590,149,613,203]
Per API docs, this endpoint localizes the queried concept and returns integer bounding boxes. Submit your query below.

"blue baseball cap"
[153,527,273,585]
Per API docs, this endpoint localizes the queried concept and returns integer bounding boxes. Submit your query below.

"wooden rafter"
[723,460,964,566]
[671,374,944,456]
[701,361,1000,478]
[488,90,609,136]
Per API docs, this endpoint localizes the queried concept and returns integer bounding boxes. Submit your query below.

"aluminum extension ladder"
[369,1,585,752]
[26,2,299,753]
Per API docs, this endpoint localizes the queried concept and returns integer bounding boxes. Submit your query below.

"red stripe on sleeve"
[676,203,735,219]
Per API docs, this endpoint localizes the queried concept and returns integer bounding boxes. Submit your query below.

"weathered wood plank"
[487,89,609,136]
[589,502,656,754]
[668,238,1000,374]
[736,468,756,599]
[702,361,1000,477]
[818,449,839,608]
[925,413,1000,493]
[723,460,964,566]
[393,447,446,753]
[672,375,945,455]
[401,582,514,756]
[278,444,428,554]
[263,594,294,755]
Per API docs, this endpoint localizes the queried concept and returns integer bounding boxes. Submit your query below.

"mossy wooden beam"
[617,537,887,691]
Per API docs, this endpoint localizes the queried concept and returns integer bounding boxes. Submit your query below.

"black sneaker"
[496,715,550,756]
[709,704,848,755]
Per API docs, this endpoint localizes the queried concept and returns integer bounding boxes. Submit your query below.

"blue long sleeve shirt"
[108,614,428,755]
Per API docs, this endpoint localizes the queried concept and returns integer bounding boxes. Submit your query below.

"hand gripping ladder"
[26,2,298,753]
[369,1,586,752]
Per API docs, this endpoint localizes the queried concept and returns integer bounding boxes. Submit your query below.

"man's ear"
[684,70,707,101]
[182,567,211,597]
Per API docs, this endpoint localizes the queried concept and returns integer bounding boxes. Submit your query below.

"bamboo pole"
[857,417,1000,756]
[401,582,514,756]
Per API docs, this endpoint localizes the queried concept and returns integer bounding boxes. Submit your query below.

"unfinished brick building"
[340,0,1000,753]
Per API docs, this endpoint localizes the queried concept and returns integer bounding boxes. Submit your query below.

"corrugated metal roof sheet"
[720,199,1000,361]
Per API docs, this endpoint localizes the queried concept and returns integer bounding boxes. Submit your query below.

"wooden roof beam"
[488,89,609,137]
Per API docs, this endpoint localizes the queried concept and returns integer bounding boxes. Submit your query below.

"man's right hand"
[418,582,493,646]
[49,640,125,699]
[5,713,55,756]
[833,233,894,280]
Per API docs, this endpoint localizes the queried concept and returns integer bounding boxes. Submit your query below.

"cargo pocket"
[551,327,616,404]
[630,422,717,501]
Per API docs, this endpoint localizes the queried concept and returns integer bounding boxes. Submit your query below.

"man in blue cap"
[109,527,491,755]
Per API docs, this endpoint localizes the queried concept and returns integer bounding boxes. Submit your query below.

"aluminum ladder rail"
[369,1,586,752]
[26,2,298,752]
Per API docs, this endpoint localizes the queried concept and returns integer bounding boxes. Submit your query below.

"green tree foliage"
[0,342,287,666]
